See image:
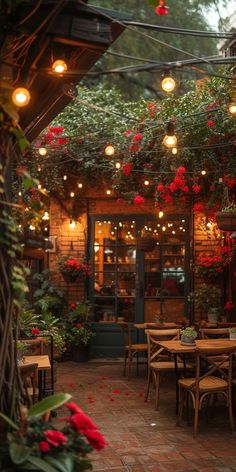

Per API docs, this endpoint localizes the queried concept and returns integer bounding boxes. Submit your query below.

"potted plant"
[180,327,198,344]
[188,283,222,323]
[215,199,236,232]
[58,256,91,282]
[229,327,236,340]
[63,301,95,362]
[195,247,232,281]
[0,393,106,471]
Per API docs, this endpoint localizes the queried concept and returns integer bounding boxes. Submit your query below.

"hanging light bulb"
[163,121,177,149]
[38,147,47,156]
[115,162,121,169]
[77,182,83,188]
[201,170,206,175]
[162,225,166,231]
[228,102,236,115]
[158,210,164,218]
[172,147,178,155]
[52,59,68,74]
[69,219,76,230]
[161,73,176,93]
[70,191,75,198]
[104,144,115,157]
[144,180,150,186]
[63,175,67,180]
[106,189,111,195]
[12,87,31,107]
[42,211,50,220]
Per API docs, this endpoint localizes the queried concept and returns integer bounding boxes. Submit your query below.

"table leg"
[174,354,179,415]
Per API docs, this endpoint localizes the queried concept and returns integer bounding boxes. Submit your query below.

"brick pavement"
[56,361,236,472]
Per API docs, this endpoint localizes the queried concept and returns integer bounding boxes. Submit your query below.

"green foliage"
[180,327,198,339]
[33,269,65,315]
[188,283,222,313]
[63,301,94,348]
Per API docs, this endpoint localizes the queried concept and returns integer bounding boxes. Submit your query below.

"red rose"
[155,5,169,15]
[39,441,50,452]
[84,428,107,450]
[128,144,139,153]
[69,303,76,309]
[65,402,82,414]
[224,301,234,311]
[122,163,132,176]
[31,328,40,336]
[133,194,145,205]
[133,133,143,143]
[169,182,177,192]
[157,183,165,192]
[193,203,205,213]
[44,430,68,447]
[70,412,97,433]
[192,184,201,194]
[76,323,82,329]
[207,120,215,128]
[177,166,186,174]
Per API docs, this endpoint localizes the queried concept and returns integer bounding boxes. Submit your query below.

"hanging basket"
[61,272,79,283]
[136,236,157,251]
[215,212,236,231]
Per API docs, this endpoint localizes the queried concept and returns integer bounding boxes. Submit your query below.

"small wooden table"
[22,355,51,398]
[156,339,236,413]
[134,322,180,330]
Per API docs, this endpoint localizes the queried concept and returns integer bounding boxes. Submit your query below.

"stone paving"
[56,361,236,472]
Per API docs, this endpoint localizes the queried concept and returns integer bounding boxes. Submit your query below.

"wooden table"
[23,355,51,398]
[156,339,236,413]
[134,322,180,330]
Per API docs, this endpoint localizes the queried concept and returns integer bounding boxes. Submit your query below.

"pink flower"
[44,430,68,447]
[207,120,216,128]
[133,194,145,205]
[84,429,107,450]
[39,441,50,452]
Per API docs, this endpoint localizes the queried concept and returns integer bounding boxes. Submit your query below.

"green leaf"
[46,454,74,472]
[19,137,29,152]
[10,442,31,464]
[28,392,71,418]
[23,177,35,191]
[27,456,58,472]
[0,412,19,430]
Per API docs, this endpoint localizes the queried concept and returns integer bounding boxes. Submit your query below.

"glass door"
[90,215,190,323]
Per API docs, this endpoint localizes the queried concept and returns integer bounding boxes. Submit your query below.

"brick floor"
[55,361,236,471]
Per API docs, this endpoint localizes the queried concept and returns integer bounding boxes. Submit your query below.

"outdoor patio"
[56,361,236,472]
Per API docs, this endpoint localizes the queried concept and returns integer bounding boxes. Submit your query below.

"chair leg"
[145,368,151,402]
[154,371,161,410]
[123,350,128,377]
[228,391,234,433]
[193,393,199,437]
[176,386,184,426]
[127,350,133,381]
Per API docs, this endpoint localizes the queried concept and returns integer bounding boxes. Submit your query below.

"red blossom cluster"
[38,401,106,454]
[62,258,91,277]
[155,0,169,15]
[133,194,145,205]
[196,247,232,278]
[224,301,234,311]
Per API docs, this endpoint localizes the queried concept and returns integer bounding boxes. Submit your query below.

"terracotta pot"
[136,236,157,251]
[215,212,236,231]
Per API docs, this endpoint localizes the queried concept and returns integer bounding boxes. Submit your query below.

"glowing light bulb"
[42,211,49,220]
[161,75,176,93]
[38,184,42,189]
[104,144,115,157]
[158,210,164,218]
[163,134,177,149]
[69,219,76,230]
[52,60,68,74]
[162,226,166,231]
[144,180,150,186]
[18,191,22,196]
[38,147,47,156]
[172,147,178,155]
[115,162,121,169]
[29,224,35,231]
[12,87,31,107]
[63,175,67,180]
[38,166,41,171]
[77,183,83,188]
[228,102,236,115]
[106,189,111,195]
[70,191,75,198]
[201,170,206,175]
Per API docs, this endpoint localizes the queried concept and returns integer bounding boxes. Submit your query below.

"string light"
[77,182,83,188]
[115,162,121,169]
[38,147,47,156]
[104,144,115,157]
[163,121,177,149]
[228,102,236,115]
[52,59,68,74]
[144,180,150,186]
[38,184,42,189]
[42,211,50,220]
[70,191,75,197]
[29,224,35,231]
[162,225,166,231]
[172,147,178,155]
[201,170,206,175]
[106,189,111,195]
[12,87,31,107]
[38,166,42,171]
[63,175,67,180]
[161,74,176,93]
[158,210,164,218]
[18,191,22,196]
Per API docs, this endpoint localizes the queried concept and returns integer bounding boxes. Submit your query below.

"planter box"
[215,212,236,231]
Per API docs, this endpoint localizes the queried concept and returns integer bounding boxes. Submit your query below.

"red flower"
[70,412,97,433]
[192,184,201,194]
[128,144,139,153]
[133,133,143,142]
[157,183,165,192]
[193,203,205,213]
[224,301,234,311]
[44,430,68,447]
[133,194,145,204]
[147,102,156,110]
[177,166,186,174]
[84,429,106,450]
[182,185,189,193]
[65,402,82,414]
[76,323,82,329]
[155,3,169,15]
[39,441,50,452]
[31,328,40,336]
[123,129,133,137]
[69,303,76,310]
[48,126,64,134]
[169,182,177,193]
[207,120,216,128]
[122,163,132,176]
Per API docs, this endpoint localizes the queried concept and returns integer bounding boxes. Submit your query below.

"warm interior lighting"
[144,180,150,186]
[162,225,166,231]
[12,87,31,107]
[38,147,47,156]
[63,175,67,180]
[161,74,176,93]
[29,224,35,231]
[69,219,76,230]
[42,211,49,220]
[104,144,115,157]
[115,162,121,169]
[78,183,83,188]
[106,189,111,195]
[158,210,164,218]
[172,147,178,155]
[70,191,75,198]
[228,102,236,115]
[163,121,177,148]
[52,59,68,74]
[201,170,206,175]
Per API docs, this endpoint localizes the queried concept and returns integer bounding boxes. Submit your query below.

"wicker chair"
[145,328,181,409]
[176,345,236,436]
